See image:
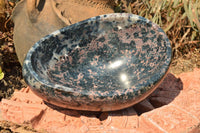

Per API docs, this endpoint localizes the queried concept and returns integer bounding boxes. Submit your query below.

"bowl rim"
[23,13,172,98]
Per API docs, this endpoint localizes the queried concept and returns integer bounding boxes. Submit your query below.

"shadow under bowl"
[23,13,172,111]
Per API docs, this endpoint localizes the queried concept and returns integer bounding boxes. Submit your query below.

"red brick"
[134,99,155,114]
[179,68,200,90]
[142,105,200,132]
[0,69,200,132]
[139,114,165,133]
[172,88,200,121]
[0,99,46,123]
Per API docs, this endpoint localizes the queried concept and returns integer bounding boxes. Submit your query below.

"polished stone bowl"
[23,13,172,111]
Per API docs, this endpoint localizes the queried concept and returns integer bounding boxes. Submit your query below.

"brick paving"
[0,68,200,133]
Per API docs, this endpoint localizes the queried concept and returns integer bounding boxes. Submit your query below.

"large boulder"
[12,0,114,64]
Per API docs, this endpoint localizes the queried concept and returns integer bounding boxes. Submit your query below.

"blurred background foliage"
[0,0,23,99]
[115,0,200,60]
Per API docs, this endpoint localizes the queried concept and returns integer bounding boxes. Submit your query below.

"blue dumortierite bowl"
[23,13,172,111]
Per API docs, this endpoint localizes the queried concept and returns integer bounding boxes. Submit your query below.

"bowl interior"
[28,14,171,94]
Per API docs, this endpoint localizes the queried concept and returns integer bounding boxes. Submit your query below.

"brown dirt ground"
[0,0,199,132]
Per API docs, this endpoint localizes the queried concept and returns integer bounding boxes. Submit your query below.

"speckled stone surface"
[23,13,172,111]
